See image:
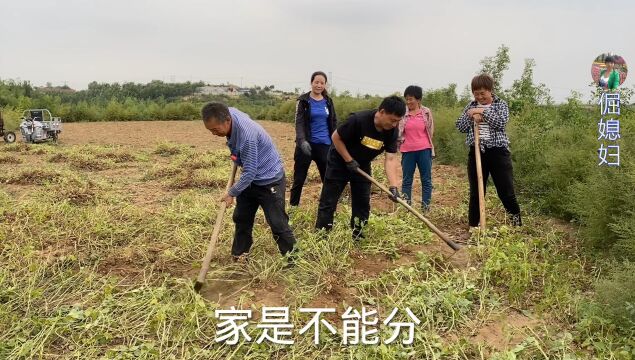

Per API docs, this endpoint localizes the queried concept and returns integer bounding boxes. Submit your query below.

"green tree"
[479,44,510,92]
[507,58,552,113]
[422,84,458,108]
[459,85,472,104]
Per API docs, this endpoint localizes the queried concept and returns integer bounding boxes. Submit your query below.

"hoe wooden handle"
[473,120,486,230]
[355,168,461,251]
[194,162,239,292]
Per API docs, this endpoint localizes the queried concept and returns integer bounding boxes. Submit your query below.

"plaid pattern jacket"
[456,95,510,151]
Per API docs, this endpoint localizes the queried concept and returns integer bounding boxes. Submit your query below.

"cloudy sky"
[1,0,632,102]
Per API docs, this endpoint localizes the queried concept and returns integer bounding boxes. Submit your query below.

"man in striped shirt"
[202,102,296,263]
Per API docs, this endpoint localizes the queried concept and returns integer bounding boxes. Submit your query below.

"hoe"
[356,168,462,251]
[194,162,238,292]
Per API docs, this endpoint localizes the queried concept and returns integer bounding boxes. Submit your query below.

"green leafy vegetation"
[1,44,634,358]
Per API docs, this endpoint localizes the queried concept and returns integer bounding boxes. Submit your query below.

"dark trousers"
[289,143,330,206]
[315,177,371,239]
[467,147,521,227]
[232,176,295,256]
[401,149,433,206]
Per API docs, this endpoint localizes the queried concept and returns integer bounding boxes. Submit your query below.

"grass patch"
[46,176,102,206]
[0,154,22,164]
[0,168,67,185]
[166,169,229,190]
[153,142,192,157]
[0,143,31,153]
[47,150,116,171]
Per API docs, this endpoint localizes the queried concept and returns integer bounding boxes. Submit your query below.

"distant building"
[36,85,76,94]
[197,84,242,97]
[266,90,293,99]
[196,84,294,99]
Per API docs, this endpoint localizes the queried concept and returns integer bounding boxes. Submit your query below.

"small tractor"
[0,111,17,143]
[19,109,62,143]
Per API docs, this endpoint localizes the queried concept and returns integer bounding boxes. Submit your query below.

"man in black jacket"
[315,95,406,240]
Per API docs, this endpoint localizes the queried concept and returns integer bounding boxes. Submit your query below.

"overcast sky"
[1,0,632,102]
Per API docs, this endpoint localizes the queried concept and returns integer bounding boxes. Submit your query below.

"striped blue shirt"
[226,107,284,197]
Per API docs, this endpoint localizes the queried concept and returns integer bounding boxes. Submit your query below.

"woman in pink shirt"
[398,85,435,212]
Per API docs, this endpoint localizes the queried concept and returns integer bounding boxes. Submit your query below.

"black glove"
[345,159,360,173]
[388,186,401,203]
[300,141,312,156]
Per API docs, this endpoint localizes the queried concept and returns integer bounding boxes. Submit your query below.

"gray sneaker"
[509,213,522,227]
[232,253,250,264]
[421,203,430,214]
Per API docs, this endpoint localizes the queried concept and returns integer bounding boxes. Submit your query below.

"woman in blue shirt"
[290,71,338,206]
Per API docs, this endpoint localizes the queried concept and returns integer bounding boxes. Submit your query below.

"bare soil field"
[1,120,580,358]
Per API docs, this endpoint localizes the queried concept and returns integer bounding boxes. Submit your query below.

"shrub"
[594,262,635,332]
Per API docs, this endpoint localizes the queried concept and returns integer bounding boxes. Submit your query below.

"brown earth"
[3,120,544,350]
[4,119,471,294]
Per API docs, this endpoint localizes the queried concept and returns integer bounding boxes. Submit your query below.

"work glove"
[345,159,360,173]
[388,186,401,203]
[300,141,312,156]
